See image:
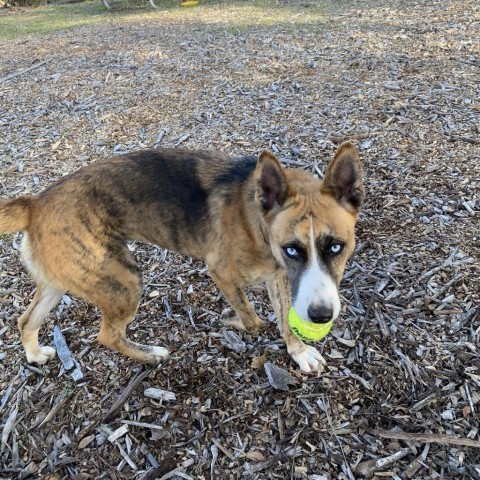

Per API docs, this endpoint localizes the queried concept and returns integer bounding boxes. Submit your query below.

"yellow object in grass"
[288,307,333,342]
[180,0,199,6]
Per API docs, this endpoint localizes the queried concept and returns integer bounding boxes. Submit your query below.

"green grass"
[0,0,330,43]
[0,2,107,41]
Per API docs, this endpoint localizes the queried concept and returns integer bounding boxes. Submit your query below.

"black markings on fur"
[290,214,309,228]
[99,275,128,295]
[91,188,119,217]
[63,227,92,255]
[283,250,307,302]
[214,156,257,186]
[106,239,141,277]
[286,242,307,262]
[78,211,94,234]
[167,217,180,248]
[119,255,141,275]
[317,235,341,283]
[32,149,262,269]
[127,151,211,245]
[221,308,237,321]
[119,337,154,355]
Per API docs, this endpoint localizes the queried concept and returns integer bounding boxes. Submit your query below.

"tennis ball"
[288,307,333,342]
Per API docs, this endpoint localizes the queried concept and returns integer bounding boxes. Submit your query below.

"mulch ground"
[0,0,479,478]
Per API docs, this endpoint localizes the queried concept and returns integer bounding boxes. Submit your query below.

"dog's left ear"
[254,151,290,212]
[321,141,364,212]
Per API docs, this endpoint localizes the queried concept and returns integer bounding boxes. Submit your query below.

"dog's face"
[255,142,364,324]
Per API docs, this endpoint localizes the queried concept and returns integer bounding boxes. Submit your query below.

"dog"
[0,142,363,373]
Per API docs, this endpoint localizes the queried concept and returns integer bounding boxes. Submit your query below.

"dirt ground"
[0,0,479,478]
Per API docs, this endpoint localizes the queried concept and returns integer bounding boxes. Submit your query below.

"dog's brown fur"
[0,143,363,372]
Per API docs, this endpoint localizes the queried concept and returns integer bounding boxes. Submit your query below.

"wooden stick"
[328,132,383,144]
[447,135,479,145]
[0,60,50,85]
[356,449,410,477]
[103,368,151,422]
[369,428,480,448]
[76,368,151,441]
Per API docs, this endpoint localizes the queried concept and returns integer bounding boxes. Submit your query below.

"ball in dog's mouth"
[288,306,333,342]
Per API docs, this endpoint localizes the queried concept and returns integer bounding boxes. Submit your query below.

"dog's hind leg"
[92,260,169,364]
[97,298,170,364]
[266,270,326,374]
[18,284,64,365]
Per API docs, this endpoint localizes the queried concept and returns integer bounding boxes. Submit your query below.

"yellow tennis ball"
[288,307,333,342]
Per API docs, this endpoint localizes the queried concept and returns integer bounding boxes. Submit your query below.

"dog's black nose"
[307,305,333,324]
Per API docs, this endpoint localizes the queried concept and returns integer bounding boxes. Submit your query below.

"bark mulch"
[0,0,479,478]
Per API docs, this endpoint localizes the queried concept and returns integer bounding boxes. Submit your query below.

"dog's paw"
[26,346,56,365]
[291,345,327,374]
[150,346,169,360]
[220,308,261,333]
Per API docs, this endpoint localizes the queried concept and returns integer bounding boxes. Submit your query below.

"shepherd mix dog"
[0,142,363,373]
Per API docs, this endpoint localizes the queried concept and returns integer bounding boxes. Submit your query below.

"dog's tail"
[0,197,32,233]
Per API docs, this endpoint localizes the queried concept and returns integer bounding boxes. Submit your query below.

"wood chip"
[264,362,296,391]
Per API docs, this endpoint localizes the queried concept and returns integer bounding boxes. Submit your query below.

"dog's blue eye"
[330,244,343,255]
[284,246,299,258]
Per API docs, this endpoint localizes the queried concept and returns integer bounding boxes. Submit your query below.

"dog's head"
[254,142,364,324]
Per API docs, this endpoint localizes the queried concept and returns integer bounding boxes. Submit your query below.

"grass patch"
[0,2,106,41]
[0,0,331,43]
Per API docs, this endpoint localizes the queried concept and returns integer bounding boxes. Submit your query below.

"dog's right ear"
[321,141,364,213]
[254,151,289,212]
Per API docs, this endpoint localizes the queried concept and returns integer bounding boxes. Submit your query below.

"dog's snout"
[307,305,333,324]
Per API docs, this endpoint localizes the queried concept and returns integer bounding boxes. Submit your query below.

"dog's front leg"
[209,270,262,333]
[266,270,327,374]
